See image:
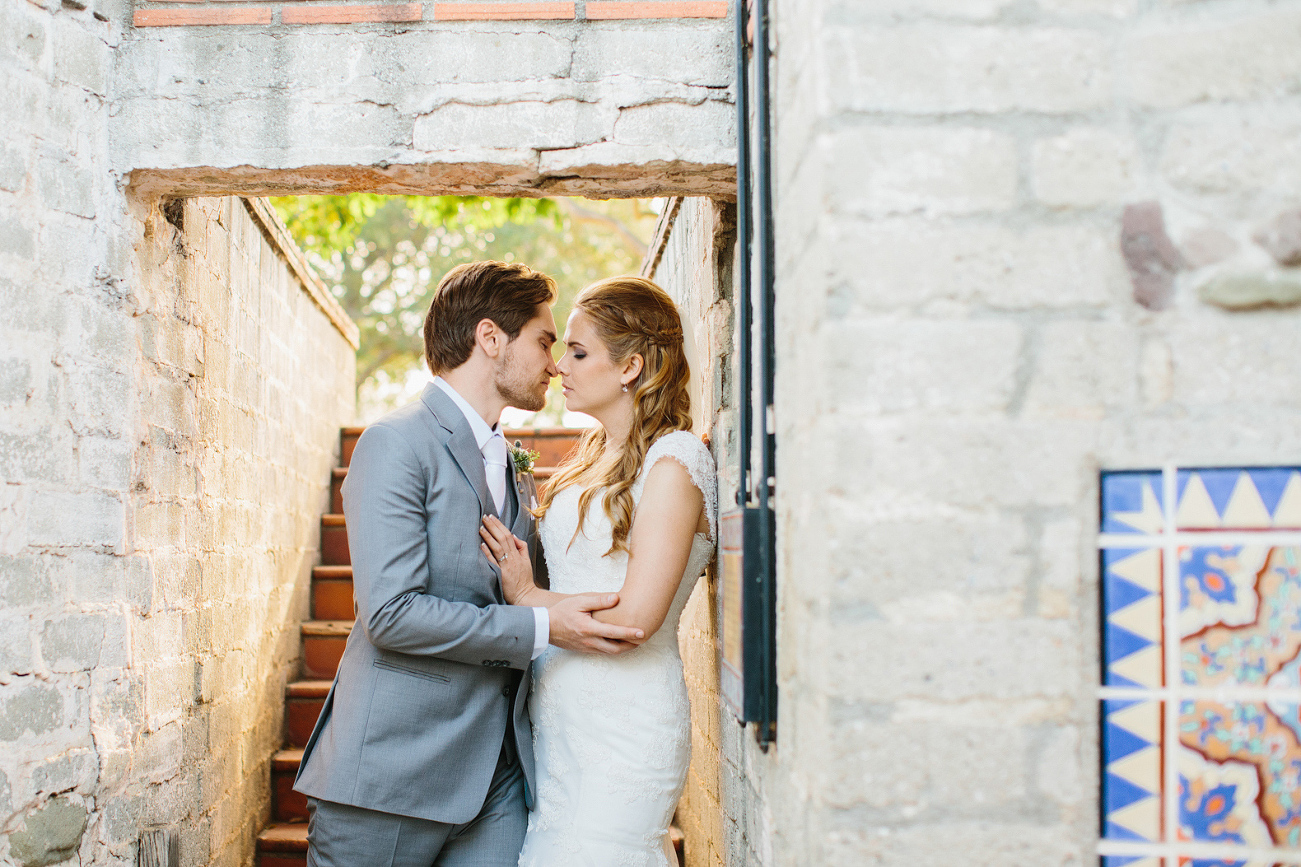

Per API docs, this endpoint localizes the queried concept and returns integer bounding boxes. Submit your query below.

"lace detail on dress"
[520,431,716,867]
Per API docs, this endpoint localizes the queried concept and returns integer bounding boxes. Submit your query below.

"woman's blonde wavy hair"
[534,276,693,555]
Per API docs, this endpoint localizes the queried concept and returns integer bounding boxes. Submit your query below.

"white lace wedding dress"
[519,431,717,867]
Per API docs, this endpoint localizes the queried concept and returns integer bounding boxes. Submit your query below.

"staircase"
[256,425,680,865]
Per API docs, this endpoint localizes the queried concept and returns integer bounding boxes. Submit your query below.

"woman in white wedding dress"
[478,276,716,867]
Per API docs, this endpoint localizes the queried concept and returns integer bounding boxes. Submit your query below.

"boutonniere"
[510,441,540,475]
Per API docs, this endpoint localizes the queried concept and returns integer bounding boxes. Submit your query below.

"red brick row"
[133,0,726,26]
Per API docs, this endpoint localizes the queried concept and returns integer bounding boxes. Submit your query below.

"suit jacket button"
[502,685,510,696]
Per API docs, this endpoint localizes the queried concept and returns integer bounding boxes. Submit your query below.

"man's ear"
[474,318,504,359]
[620,353,644,388]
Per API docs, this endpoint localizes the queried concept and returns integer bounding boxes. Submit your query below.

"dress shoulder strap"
[637,431,718,542]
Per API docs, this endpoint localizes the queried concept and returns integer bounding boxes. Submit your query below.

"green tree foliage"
[271,194,659,421]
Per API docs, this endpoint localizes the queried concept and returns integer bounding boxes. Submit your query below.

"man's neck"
[438,367,505,429]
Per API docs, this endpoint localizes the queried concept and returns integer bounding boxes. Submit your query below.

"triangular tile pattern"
[1104,471,1166,534]
[1175,468,1301,530]
[1103,699,1162,842]
[1103,548,1164,688]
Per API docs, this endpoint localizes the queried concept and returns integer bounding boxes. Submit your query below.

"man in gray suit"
[295,261,643,866]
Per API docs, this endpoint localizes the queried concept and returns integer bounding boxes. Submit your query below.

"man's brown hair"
[422,261,557,375]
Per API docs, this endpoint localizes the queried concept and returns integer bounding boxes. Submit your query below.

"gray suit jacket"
[295,383,540,824]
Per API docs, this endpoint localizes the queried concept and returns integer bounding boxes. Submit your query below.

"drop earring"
[621,383,628,393]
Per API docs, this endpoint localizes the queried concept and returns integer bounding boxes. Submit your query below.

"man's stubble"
[494,340,549,413]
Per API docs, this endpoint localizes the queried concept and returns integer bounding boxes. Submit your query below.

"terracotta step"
[320,515,348,566]
[286,680,331,748]
[312,566,354,621]
[330,468,346,514]
[301,621,352,680]
[257,822,307,867]
[272,749,307,822]
[341,426,363,468]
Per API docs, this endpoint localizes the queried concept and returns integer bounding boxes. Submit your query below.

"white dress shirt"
[432,377,549,659]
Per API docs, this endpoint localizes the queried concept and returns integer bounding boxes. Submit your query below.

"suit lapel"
[420,384,492,516]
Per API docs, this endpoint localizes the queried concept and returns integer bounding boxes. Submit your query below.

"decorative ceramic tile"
[1104,699,1163,842]
[1181,546,1301,688]
[1100,467,1301,867]
[1104,471,1166,534]
[1104,548,1164,688]
[1176,469,1301,531]
[1179,701,1301,848]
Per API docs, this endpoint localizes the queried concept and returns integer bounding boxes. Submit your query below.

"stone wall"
[751,0,1301,865]
[0,185,355,861]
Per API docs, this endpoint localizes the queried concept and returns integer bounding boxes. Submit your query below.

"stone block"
[1121,201,1183,310]
[0,615,33,675]
[828,219,1122,310]
[0,145,26,192]
[1023,320,1140,417]
[27,490,124,550]
[1254,209,1301,266]
[8,794,88,867]
[572,26,731,86]
[1197,271,1301,310]
[142,376,195,437]
[0,0,47,70]
[613,99,735,151]
[827,25,1110,115]
[0,555,53,606]
[414,97,617,153]
[832,620,1079,702]
[0,213,36,259]
[31,751,98,796]
[0,279,65,335]
[1127,9,1301,109]
[829,511,1031,620]
[37,155,95,219]
[1032,128,1137,207]
[1161,111,1301,197]
[0,678,64,739]
[828,127,1018,217]
[0,429,73,485]
[1037,518,1083,619]
[66,367,132,438]
[51,18,109,96]
[69,298,136,367]
[1180,227,1238,268]
[1034,724,1083,806]
[0,355,33,404]
[824,319,1023,414]
[838,418,1094,509]
[79,436,132,491]
[40,614,127,672]
[1168,318,1301,407]
[821,720,1027,810]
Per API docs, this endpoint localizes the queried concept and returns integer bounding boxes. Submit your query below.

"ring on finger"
[497,553,508,563]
